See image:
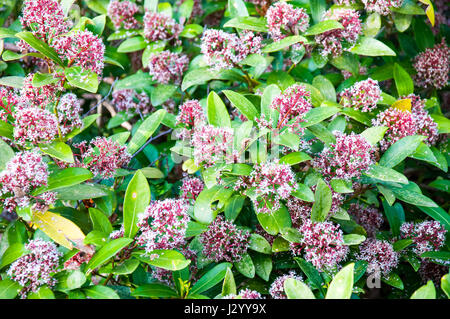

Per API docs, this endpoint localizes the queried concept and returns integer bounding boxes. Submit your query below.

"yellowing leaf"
[182,158,199,174]
[392,98,412,112]
[30,211,85,249]
[418,0,435,26]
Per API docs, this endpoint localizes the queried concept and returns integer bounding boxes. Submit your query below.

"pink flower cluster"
[292,220,349,271]
[400,221,447,256]
[286,197,311,228]
[339,78,382,112]
[200,29,262,71]
[136,199,190,254]
[148,51,189,84]
[199,215,250,263]
[356,239,399,276]
[0,151,56,212]
[13,106,58,146]
[56,93,83,136]
[270,84,312,134]
[143,10,182,42]
[111,89,152,114]
[19,73,62,107]
[0,86,19,121]
[180,177,204,202]
[107,0,140,30]
[361,0,404,15]
[7,239,62,298]
[313,131,375,181]
[419,260,450,286]
[372,107,417,151]
[176,99,206,129]
[348,203,384,237]
[236,160,298,214]
[20,0,71,43]
[53,30,105,75]
[373,95,439,150]
[191,125,235,166]
[266,2,310,41]
[269,271,303,299]
[63,249,95,270]
[72,137,131,179]
[315,9,362,57]
[413,39,449,89]
[223,288,263,299]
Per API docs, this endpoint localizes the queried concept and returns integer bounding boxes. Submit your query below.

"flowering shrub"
[0,0,448,301]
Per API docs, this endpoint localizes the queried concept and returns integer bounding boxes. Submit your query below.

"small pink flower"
[223,288,263,299]
[356,239,399,276]
[269,271,304,299]
[148,50,189,84]
[199,215,250,263]
[19,73,62,107]
[348,203,384,237]
[56,93,83,136]
[339,78,382,112]
[14,106,59,146]
[266,2,310,41]
[400,221,447,256]
[107,0,140,30]
[312,131,375,181]
[270,84,312,134]
[53,30,105,76]
[361,0,404,15]
[137,199,190,254]
[176,99,206,129]
[143,10,182,42]
[291,219,349,271]
[73,137,131,179]
[191,125,236,166]
[111,89,152,114]
[315,9,362,57]
[200,29,262,70]
[413,39,449,89]
[180,177,204,202]
[7,239,62,298]
[372,107,417,151]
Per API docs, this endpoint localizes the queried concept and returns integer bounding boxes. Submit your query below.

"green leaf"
[55,184,109,200]
[228,0,248,17]
[65,270,87,290]
[189,262,232,295]
[115,71,155,91]
[39,141,74,163]
[0,139,14,170]
[207,91,231,127]
[364,165,408,184]
[280,151,312,165]
[89,208,113,235]
[431,114,450,134]
[221,267,237,296]
[441,274,450,298]
[151,84,177,106]
[311,179,332,222]
[294,257,326,295]
[32,167,93,196]
[393,239,413,251]
[234,253,255,278]
[420,251,450,261]
[15,31,64,65]
[0,27,17,39]
[284,278,315,299]
[133,250,190,271]
[364,12,381,36]
[223,90,259,121]
[131,283,178,298]
[0,243,29,269]
[382,272,404,290]
[360,126,388,146]
[304,20,343,36]
[302,106,341,128]
[83,286,120,299]
[393,13,412,32]
[194,185,233,224]
[249,233,272,254]
[417,206,450,231]
[410,281,436,299]
[123,170,150,238]
[339,107,372,126]
[253,253,272,281]
[389,184,437,207]
[28,286,55,299]
[65,114,100,140]
[325,263,354,299]
[256,204,291,235]
[343,234,366,245]
[32,72,60,87]
[86,238,133,274]
[291,183,315,202]
[117,36,148,53]
[65,66,99,93]
[0,279,21,299]
[379,135,425,168]
[409,142,437,164]
[349,37,396,56]
[330,179,354,194]
[312,76,336,102]
[223,17,268,32]
[262,35,308,53]
[381,199,405,237]
[393,63,414,96]
[127,109,166,154]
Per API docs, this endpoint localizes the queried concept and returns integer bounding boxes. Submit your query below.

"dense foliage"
[0,0,449,300]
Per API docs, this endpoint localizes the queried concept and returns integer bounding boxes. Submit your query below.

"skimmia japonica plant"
[0,0,448,300]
